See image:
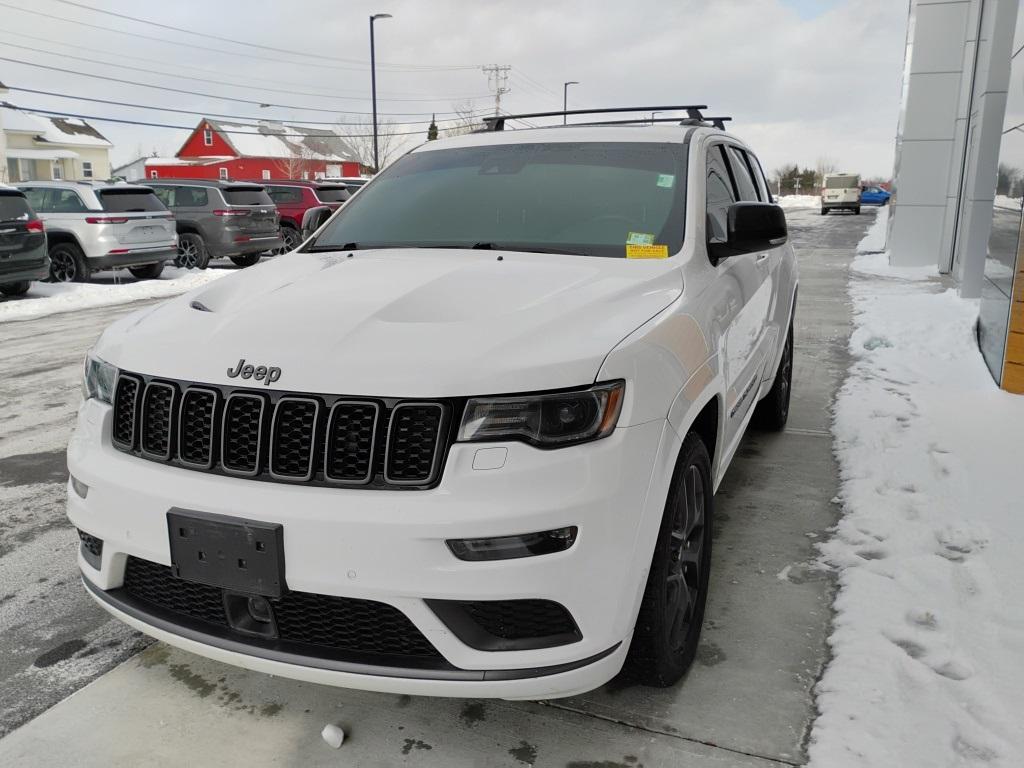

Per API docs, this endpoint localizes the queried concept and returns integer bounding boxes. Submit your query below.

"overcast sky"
[0,0,909,178]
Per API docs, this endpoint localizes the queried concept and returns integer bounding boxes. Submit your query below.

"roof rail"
[482,105,708,131]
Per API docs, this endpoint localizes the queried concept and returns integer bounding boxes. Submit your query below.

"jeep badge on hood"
[226,358,281,386]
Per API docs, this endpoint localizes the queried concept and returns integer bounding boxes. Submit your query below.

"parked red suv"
[248,180,351,253]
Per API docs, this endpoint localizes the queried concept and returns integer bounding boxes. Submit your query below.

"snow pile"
[0,268,231,323]
[808,256,1024,766]
[856,206,889,253]
[776,194,821,209]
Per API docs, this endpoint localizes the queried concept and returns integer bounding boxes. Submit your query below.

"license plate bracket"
[167,509,286,597]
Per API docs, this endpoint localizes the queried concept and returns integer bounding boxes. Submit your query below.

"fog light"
[447,526,578,562]
[247,596,272,624]
[70,475,89,499]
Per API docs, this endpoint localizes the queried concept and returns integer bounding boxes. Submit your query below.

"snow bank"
[856,206,889,253]
[0,268,231,323]
[776,194,820,209]
[808,255,1024,766]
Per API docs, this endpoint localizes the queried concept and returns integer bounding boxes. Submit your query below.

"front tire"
[0,281,31,297]
[128,263,165,280]
[626,432,714,686]
[48,242,90,283]
[175,233,209,270]
[230,254,261,267]
[753,318,793,431]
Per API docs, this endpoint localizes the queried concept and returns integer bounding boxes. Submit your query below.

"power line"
[0,2,476,74]
[0,29,474,100]
[9,103,481,139]
[49,0,479,71]
[0,40,489,104]
[3,86,493,126]
[0,55,482,117]
[516,69,561,98]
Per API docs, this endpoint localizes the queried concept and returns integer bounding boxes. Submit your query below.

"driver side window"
[706,146,735,245]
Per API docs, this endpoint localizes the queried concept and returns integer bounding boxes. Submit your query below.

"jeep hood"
[95,249,681,397]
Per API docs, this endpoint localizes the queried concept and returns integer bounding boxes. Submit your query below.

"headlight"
[458,381,625,448]
[83,353,117,403]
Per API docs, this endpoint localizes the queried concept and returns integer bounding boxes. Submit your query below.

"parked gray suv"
[145,180,283,269]
[17,181,176,283]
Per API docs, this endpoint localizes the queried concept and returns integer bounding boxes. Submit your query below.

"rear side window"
[20,188,48,212]
[267,187,304,204]
[171,187,208,207]
[223,188,273,206]
[49,189,89,213]
[0,193,32,221]
[314,187,351,203]
[724,146,760,202]
[98,190,166,212]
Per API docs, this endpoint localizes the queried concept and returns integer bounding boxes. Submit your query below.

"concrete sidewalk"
[0,209,868,767]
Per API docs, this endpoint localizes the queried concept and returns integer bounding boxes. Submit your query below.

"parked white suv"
[70,109,798,699]
[17,181,177,282]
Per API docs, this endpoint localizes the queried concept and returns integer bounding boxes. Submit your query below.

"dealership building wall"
[889,0,1024,392]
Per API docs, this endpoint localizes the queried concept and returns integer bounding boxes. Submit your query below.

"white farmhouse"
[1,103,112,183]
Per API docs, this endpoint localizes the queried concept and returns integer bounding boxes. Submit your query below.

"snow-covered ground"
[808,214,1024,766]
[0,267,231,323]
[776,194,821,208]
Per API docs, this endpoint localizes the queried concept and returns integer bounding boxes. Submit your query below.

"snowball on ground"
[807,232,1024,766]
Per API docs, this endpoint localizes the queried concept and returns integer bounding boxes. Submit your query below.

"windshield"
[98,190,166,212]
[314,187,351,203]
[223,188,273,206]
[309,142,687,258]
[0,193,32,222]
[825,175,859,189]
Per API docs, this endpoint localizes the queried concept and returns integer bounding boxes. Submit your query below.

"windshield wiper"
[304,241,360,252]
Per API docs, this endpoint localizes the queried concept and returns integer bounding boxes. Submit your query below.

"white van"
[821,173,861,215]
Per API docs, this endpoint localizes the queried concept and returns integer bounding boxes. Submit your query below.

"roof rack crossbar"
[482,105,708,131]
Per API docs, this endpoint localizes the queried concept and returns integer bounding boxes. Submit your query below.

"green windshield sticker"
[657,174,675,188]
[627,232,655,246]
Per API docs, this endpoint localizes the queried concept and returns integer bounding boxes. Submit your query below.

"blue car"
[860,186,891,205]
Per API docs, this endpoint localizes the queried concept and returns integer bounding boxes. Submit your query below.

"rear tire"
[854,206,861,215]
[175,233,209,270]
[753,318,793,431]
[626,431,714,687]
[48,242,90,283]
[271,226,301,255]
[820,208,828,215]
[0,281,31,297]
[230,254,261,267]
[129,263,165,280]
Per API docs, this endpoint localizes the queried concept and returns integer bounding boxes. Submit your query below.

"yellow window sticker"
[626,244,669,259]
[626,231,655,246]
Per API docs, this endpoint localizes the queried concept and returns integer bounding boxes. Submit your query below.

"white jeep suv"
[70,108,797,700]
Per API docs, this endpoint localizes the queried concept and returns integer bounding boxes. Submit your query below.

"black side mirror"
[300,205,333,241]
[709,202,788,262]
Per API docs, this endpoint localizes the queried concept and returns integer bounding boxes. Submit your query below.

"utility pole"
[563,81,579,124]
[482,64,511,117]
[369,13,392,174]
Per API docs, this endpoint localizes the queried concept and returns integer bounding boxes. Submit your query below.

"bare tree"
[814,156,838,187]
[273,145,318,179]
[443,101,484,138]
[339,115,402,172]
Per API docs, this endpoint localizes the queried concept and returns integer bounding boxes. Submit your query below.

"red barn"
[136,119,362,181]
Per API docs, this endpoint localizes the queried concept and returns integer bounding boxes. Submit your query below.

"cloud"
[0,0,907,177]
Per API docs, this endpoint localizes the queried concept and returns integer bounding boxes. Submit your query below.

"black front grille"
[141,382,175,458]
[385,404,445,484]
[110,371,453,489]
[112,375,140,448]
[221,394,264,475]
[122,556,441,661]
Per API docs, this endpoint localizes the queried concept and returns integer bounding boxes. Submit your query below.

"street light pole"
[562,81,579,125]
[650,111,663,124]
[369,13,392,174]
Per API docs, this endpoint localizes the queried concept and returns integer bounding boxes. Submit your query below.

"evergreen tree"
[427,114,438,141]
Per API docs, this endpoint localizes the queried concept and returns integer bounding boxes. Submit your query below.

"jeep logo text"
[226,358,281,386]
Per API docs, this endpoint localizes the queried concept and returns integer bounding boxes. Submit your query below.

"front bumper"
[68,398,671,698]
